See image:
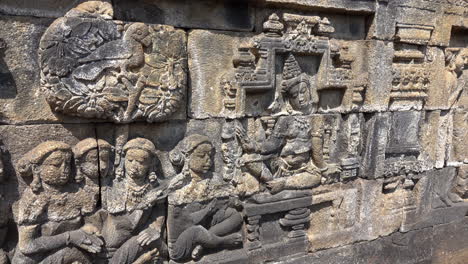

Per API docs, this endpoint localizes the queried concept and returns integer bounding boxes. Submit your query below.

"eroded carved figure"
[13,141,103,264]
[168,135,243,262]
[73,138,112,215]
[445,48,468,202]
[92,138,167,263]
[236,116,341,196]
[39,1,187,122]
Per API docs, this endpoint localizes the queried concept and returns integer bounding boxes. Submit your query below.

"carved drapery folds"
[39,2,187,123]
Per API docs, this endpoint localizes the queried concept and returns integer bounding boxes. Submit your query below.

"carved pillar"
[246,215,262,250]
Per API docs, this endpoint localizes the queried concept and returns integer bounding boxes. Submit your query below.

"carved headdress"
[73,138,112,159]
[73,138,112,181]
[119,138,158,183]
[168,135,213,191]
[123,138,157,155]
[169,134,212,168]
[269,53,312,114]
[17,141,72,193]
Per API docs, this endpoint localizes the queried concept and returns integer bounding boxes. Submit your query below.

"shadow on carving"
[0,38,17,99]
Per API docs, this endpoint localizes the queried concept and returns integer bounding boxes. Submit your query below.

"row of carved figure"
[10,138,165,264]
[0,115,350,264]
[6,131,466,264]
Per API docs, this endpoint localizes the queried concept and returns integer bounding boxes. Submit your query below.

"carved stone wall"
[0,0,467,263]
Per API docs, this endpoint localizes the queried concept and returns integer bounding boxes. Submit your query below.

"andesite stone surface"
[0,0,466,263]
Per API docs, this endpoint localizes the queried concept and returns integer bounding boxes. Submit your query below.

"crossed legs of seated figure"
[172,207,243,261]
[36,247,92,264]
[109,235,166,264]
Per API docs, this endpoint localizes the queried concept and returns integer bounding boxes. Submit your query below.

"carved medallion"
[39,2,187,123]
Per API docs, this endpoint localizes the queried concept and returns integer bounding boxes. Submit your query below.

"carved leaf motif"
[63,96,86,112]
[102,87,129,102]
[145,28,187,90]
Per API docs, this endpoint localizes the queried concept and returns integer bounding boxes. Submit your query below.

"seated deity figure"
[236,116,341,194]
[233,53,340,195]
[73,138,113,216]
[13,141,103,264]
[88,138,167,264]
[168,135,243,261]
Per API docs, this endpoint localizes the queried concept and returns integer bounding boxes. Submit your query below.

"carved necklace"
[126,179,150,205]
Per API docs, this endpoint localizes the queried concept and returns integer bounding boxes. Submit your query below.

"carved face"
[39,150,72,186]
[80,148,111,179]
[288,80,311,111]
[130,24,151,47]
[125,148,152,180]
[282,152,310,169]
[188,143,213,175]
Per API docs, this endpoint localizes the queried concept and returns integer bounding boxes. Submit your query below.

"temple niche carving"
[216,12,366,118]
[39,1,187,123]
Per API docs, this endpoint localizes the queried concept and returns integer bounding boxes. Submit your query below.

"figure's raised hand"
[235,125,246,139]
[235,126,255,152]
[81,224,101,236]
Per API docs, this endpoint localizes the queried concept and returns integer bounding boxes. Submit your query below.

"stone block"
[305,227,434,264]
[360,112,391,179]
[430,3,468,47]
[0,0,87,18]
[188,30,252,119]
[254,8,370,40]
[261,0,376,13]
[0,16,75,124]
[360,40,393,112]
[113,0,254,32]
[190,12,389,118]
[432,217,468,264]
[401,168,468,232]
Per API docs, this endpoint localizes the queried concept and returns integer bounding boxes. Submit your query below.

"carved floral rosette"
[39,4,187,123]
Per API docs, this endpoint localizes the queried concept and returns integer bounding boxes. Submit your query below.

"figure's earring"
[149,171,158,184]
[31,165,42,193]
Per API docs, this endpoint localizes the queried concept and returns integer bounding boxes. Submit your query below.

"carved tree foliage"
[39,4,187,123]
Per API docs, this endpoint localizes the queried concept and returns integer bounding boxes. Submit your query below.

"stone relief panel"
[189,12,376,119]
[5,130,170,264]
[39,1,187,123]
[0,1,467,264]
